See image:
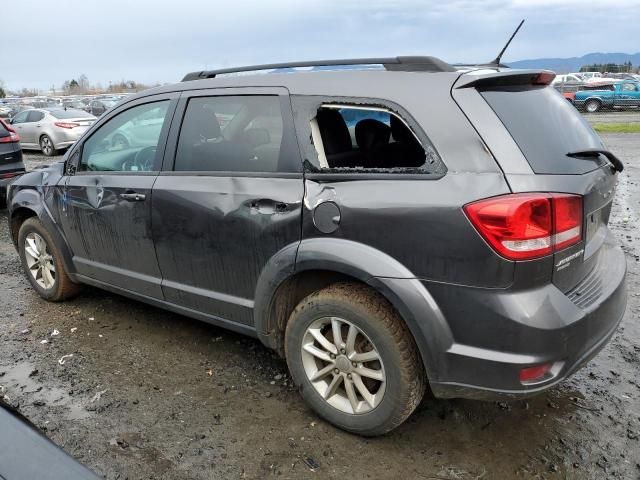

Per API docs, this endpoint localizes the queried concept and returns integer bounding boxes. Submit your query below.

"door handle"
[249,199,288,214]
[120,192,146,201]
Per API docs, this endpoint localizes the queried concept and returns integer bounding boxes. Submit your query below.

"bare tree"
[78,74,89,93]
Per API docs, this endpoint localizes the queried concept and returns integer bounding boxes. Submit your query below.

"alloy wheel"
[41,136,53,155]
[24,232,56,289]
[300,316,386,414]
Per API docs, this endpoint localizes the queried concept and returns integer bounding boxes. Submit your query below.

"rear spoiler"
[455,69,556,89]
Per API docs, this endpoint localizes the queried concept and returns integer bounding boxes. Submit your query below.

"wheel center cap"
[335,355,351,372]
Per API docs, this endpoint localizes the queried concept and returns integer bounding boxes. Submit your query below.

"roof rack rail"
[181,56,455,81]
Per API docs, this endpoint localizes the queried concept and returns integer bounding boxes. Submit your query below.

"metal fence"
[554,81,640,128]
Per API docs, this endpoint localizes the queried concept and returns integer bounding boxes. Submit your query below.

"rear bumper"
[423,232,627,400]
[51,128,87,150]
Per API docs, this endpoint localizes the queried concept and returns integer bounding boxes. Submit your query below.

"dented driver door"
[58,94,178,299]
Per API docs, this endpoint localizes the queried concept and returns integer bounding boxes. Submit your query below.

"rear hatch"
[453,70,621,293]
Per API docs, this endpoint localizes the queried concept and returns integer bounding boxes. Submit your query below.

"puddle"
[0,360,91,421]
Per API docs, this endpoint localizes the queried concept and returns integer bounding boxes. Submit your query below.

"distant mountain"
[507,52,640,73]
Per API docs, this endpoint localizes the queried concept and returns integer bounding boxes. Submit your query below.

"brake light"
[0,132,20,143]
[0,172,21,179]
[464,193,583,260]
[54,122,80,129]
[0,119,20,142]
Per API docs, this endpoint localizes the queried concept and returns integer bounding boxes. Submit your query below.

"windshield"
[480,85,606,174]
[48,109,94,119]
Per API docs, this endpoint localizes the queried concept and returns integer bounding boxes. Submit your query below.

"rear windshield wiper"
[566,148,624,173]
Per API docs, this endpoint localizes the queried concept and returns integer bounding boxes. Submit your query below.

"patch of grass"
[592,123,640,133]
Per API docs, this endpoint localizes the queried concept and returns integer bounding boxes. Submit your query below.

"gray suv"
[6,57,628,436]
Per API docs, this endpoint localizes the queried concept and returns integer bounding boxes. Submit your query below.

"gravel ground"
[1,135,639,479]
[584,111,640,124]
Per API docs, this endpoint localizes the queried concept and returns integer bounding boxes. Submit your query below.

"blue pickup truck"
[575,81,640,112]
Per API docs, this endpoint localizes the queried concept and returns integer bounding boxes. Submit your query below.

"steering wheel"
[123,146,157,171]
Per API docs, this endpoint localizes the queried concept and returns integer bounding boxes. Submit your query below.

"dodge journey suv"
[7,57,627,436]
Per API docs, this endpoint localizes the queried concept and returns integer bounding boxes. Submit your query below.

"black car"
[0,400,98,479]
[86,99,119,117]
[6,57,628,435]
[0,118,25,209]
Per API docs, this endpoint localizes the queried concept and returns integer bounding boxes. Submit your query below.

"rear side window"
[26,111,44,122]
[174,96,289,173]
[312,105,430,171]
[480,86,605,174]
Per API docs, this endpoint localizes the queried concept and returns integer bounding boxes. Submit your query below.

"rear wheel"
[285,282,425,436]
[39,135,58,156]
[18,217,80,301]
[584,99,601,113]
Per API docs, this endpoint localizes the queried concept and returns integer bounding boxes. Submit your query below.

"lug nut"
[347,374,352,379]
[330,354,335,359]
[334,368,339,374]
[352,362,357,367]
[340,349,346,354]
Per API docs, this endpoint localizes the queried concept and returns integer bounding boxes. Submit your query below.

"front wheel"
[39,134,58,156]
[285,283,425,436]
[18,217,81,301]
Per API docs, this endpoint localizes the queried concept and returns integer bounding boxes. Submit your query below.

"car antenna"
[489,19,525,67]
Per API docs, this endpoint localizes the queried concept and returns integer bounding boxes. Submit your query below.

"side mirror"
[65,150,81,175]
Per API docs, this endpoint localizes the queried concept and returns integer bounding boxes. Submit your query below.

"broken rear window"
[311,105,431,172]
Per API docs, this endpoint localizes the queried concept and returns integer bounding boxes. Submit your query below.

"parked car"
[62,100,87,110]
[0,118,25,209]
[551,73,583,85]
[87,98,119,116]
[6,58,627,435]
[5,104,34,119]
[9,108,96,156]
[0,399,98,479]
[575,80,640,112]
[0,103,14,118]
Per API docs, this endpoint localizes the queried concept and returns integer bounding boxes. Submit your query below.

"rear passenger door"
[151,87,303,326]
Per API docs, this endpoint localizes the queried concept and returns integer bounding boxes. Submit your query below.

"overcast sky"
[3,0,640,91]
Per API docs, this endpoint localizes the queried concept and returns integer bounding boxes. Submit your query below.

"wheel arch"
[254,238,453,381]
[10,188,77,278]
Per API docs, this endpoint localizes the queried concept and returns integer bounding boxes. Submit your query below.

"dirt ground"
[1,133,639,480]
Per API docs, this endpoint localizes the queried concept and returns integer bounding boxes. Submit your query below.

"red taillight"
[552,194,582,250]
[0,132,20,143]
[0,172,21,179]
[464,193,583,260]
[519,363,552,383]
[54,122,80,129]
[0,119,20,142]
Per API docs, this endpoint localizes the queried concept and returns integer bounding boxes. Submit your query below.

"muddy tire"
[18,217,81,301]
[285,282,425,436]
